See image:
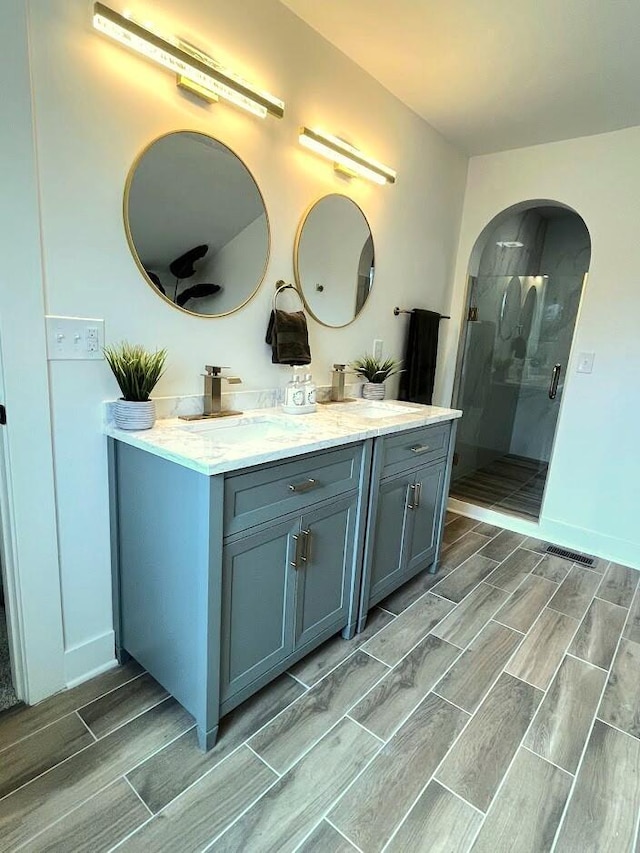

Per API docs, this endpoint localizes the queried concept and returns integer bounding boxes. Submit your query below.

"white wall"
[21,0,467,683]
[441,127,640,568]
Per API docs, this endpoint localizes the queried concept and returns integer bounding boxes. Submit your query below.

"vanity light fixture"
[92,3,285,119]
[299,127,396,185]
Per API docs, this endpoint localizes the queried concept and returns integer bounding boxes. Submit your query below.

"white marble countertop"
[105,400,462,476]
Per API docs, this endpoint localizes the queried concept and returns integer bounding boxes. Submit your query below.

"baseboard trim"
[448,498,639,570]
[64,630,117,688]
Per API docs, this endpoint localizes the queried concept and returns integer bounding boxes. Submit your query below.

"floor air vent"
[546,545,595,567]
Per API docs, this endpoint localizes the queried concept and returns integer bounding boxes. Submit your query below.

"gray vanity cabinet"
[109,438,370,752]
[358,421,457,631]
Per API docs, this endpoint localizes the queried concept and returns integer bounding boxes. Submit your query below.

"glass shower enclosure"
[450,273,585,519]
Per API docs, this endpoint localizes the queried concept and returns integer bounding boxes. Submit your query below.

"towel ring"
[273,279,305,311]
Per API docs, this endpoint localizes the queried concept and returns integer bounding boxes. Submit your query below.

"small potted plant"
[351,354,402,401]
[104,342,167,430]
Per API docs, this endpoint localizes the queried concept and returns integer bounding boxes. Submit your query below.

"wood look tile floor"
[1,515,639,852]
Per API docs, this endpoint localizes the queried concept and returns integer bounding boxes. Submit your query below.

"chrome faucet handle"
[204,365,230,376]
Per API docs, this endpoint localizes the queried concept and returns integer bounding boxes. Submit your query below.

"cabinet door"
[368,472,414,604]
[406,459,447,576]
[294,495,358,649]
[220,518,298,702]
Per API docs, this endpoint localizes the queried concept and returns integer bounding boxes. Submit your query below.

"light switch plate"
[576,351,595,374]
[372,339,383,360]
[46,316,105,360]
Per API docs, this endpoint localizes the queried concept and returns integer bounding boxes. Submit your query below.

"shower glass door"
[450,273,585,519]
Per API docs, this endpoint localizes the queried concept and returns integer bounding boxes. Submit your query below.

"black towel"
[398,309,441,405]
[265,309,311,366]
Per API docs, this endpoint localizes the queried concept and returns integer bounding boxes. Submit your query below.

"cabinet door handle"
[414,481,422,509]
[290,533,301,569]
[300,529,311,564]
[548,364,562,400]
[288,478,317,493]
[406,483,417,510]
[410,445,430,454]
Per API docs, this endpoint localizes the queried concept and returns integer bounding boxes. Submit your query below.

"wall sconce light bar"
[299,127,396,185]
[93,3,285,119]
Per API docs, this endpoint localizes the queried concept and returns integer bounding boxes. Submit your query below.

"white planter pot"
[362,382,386,401]
[114,399,156,430]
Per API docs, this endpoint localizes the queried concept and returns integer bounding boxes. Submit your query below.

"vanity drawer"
[224,444,363,536]
[380,422,450,476]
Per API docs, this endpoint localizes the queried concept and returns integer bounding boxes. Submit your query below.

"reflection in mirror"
[294,194,374,327]
[125,131,269,317]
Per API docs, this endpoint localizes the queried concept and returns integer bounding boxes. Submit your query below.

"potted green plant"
[104,342,167,430]
[351,354,402,400]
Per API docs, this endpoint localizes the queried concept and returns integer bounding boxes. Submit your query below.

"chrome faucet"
[179,365,242,420]
[330,364,356,403]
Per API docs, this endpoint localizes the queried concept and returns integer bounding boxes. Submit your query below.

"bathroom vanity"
[107,401,460,749]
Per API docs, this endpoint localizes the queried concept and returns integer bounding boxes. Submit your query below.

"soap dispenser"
[304,373,317,411]
[282,372,305,413]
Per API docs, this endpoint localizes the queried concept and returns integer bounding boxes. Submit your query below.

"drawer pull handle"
[290,533,301,569]
[406,483,417,510]
[289,478,318,493]
[300,529,312,564]
[415,481,422,509]
[410,445,431,454]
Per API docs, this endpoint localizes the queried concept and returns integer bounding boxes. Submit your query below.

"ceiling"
[280,0,640,155]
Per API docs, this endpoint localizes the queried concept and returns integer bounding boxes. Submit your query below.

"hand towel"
[265,309,312,366]
[398,309,441,404]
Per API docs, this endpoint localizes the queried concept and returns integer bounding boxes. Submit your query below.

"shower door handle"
[548,364,562,400]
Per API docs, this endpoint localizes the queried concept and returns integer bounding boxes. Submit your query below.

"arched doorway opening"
[450,201,591,520]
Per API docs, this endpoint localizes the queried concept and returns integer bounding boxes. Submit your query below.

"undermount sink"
[179,416,312,443]
[350,401,422,419]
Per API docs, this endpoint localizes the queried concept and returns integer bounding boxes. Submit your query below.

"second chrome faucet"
[180,365,243,420]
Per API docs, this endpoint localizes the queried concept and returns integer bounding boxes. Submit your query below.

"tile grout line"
[548,576,637,853]
[286,670,311,689]
[432,777,486,815]
[74,670,149,716]
[245,743,282,777]
[345,714,385,744]
[593,715,640,743]
[78,692,175,743]
[520,744,575,777]
[74,708,98,742]
[360,649,392,668]
[563,650,607,671]
[123,774,155,817]
[324,816,363,852]
[490,617,525,635]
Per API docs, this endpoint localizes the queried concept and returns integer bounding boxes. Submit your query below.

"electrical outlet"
[373,339,383,360]
[45,316,105,360]
[576,352,595,374]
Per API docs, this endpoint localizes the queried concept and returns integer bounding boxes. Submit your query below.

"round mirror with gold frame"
[294,194,374,328]
[124,130,270,317]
